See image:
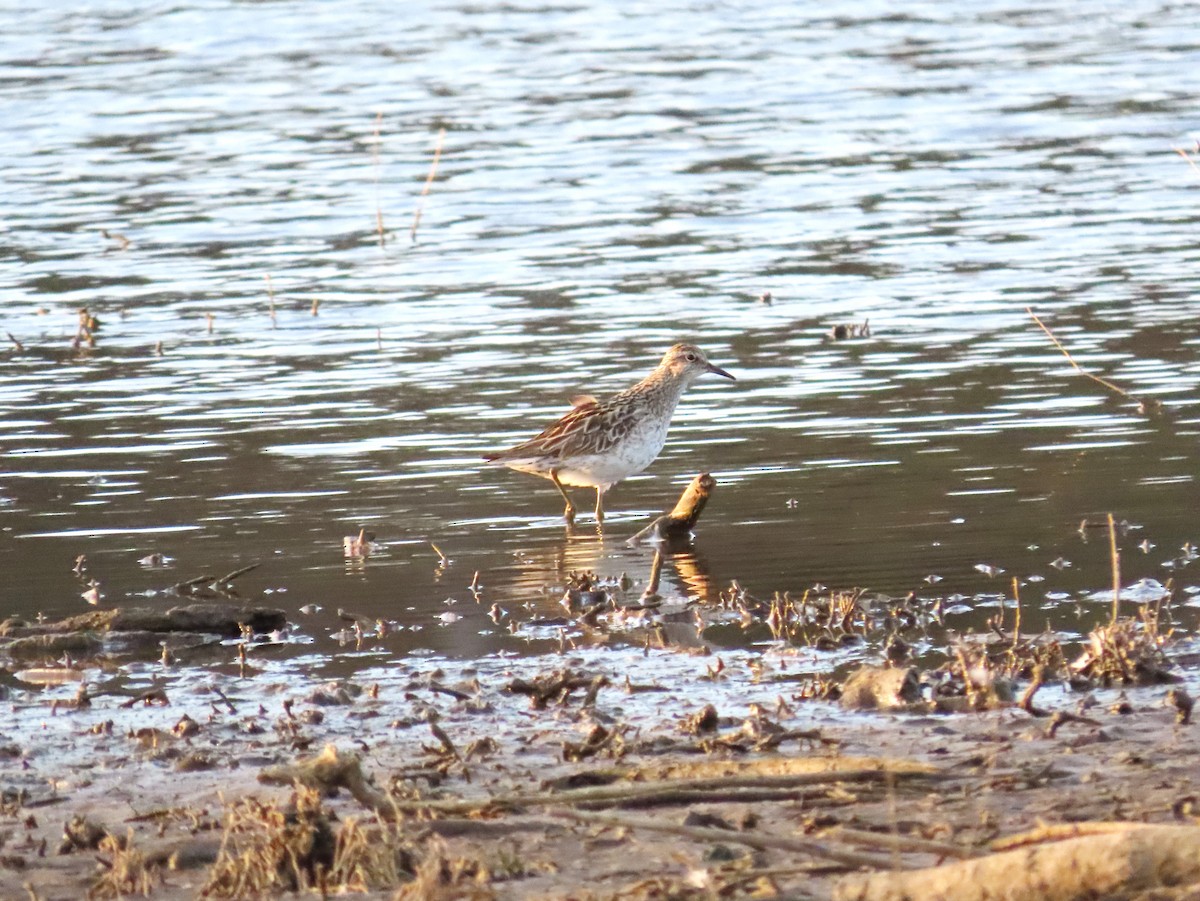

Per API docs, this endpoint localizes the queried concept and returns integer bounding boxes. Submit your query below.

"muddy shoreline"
[3,617,1199,900]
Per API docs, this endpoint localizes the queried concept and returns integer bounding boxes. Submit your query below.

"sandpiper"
[483,344,735,523]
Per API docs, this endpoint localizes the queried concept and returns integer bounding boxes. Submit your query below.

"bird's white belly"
[556,417,670,489]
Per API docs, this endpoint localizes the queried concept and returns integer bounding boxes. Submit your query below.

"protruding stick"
[628,473,716,545]
[410,127,446,243]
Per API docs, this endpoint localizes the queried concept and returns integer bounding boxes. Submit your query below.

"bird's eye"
[685,353,697,362]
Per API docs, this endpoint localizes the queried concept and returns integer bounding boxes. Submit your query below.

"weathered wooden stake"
[628,473,716,545]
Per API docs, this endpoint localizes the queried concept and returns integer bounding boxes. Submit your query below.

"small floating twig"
[265,274,276,325]
[372,111,386,247]
[100,228,131,250]
[410,126,446,243]
[1027,307,1156,413]
[1174,142,1200,177]
[215,562,260,587]
[171,574,215,593]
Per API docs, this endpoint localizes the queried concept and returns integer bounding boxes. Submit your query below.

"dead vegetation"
[201,788,411,898]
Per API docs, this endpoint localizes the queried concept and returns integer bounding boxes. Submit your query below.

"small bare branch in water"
[1173,142,1200,177]
[172,574,215,594]
[372,110,386,247]
[215,562,260,590]
[410,126,446,243]
[100,228,131,250]
[265,273,276,325]
[6,332,24,352]
[1027,307,1159,414]
[1108,512,1121,626]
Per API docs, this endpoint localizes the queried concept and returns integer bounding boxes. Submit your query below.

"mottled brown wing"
[484,398,632,462]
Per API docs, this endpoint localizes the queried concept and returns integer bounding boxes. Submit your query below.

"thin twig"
[410,127,446,242]
[991,821,1153,852]
[1174,145,1200,177]
[215,562,260,586]
[830,825,978,860]
[265,274,276,325]
[1108,512,1121,626]
[372,111,385,247]
[1011,576,1021,653]
[1026,308,1135,402]
[1019,665,1049,718]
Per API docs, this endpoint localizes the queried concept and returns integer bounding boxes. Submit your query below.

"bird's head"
[660,344,735,383]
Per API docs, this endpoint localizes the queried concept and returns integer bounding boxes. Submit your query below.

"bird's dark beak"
[707,362,735,380]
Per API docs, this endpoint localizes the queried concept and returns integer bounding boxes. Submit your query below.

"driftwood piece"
[628,473,716,545]
[834,823,1200,901]
[554,808,896,870]
[0,604,285,640]
[256,747,943,825]
[380,763,942,816]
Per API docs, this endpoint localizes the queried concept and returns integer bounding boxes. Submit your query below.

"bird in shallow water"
[483,343,735,524]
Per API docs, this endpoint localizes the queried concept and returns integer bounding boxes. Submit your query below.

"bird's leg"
[594,487,605,525]
[550,470,576,523]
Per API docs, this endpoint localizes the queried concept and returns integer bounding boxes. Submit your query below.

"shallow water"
[2,0,1199,667]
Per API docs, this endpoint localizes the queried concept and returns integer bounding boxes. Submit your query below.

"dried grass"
[201,787,415,898]
[88,830,159,900]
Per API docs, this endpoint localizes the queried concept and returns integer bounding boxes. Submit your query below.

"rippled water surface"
[3,0,1200,665]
